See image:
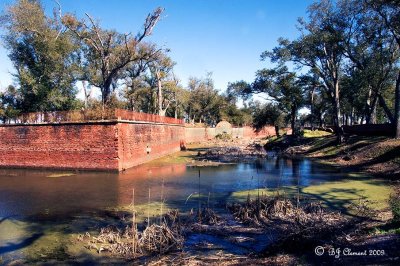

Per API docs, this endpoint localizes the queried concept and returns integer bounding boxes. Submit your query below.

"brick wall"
[184,125,277,143]
[242,126,276,138]
[0,121,283,171]
[117,123,185,170]
[0,123,119,170]
[0,121,185,171]
[184,127,209,143]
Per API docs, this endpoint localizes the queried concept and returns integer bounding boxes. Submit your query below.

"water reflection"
[0,157,344,219]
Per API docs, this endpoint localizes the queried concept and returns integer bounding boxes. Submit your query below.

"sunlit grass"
[108,201,174,223]
[46,173,75,178]
[228,178,391,214]
[303,129,332,138]
[303,179,391,211]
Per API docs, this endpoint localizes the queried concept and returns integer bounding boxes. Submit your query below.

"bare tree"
[62,7,164,105]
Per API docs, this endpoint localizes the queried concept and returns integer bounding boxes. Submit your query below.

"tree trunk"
[350,107,354,125]
[103,77,113,105]
[332,81,343,143]
[156,71,164,116]
[310,88,315,130]
[366,89,378,124]
[291,105,296,136]
[378,94,394,124]
[174,93,178,119]
[365,87,373,124]
[274,125,280,137]
[395,71,400,138]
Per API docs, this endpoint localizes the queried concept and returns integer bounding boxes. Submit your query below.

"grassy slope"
[266,130,400,178]
[302,132,400,178]
[258,130,400,216]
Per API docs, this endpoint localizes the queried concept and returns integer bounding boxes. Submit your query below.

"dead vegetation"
[198,143,268,162]
[228,195,349,255]
[77,205,226,259]
[78,212,184,258]
[228,195,345,227]
[192,207,223,225]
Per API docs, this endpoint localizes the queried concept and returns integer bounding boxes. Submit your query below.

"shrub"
[215,132,232,141]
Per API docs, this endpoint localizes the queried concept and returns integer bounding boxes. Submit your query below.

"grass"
[264,135,280,142]
[228,188,276,202]
[302,179,391,211]
[107,201,174,223]
[302,129,332,138]
[373,226,400,235]
[147,144,206,166]
[46,173,75,178]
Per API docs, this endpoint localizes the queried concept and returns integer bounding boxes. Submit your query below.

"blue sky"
[0,0,314,94]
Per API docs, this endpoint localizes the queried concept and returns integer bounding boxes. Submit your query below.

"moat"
[0,157,343,219]
[0,154,391,264]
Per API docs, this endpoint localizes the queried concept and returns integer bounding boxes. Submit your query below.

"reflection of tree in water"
[274,157,280,170]
[254,160,264,171]
[291,159,300,207]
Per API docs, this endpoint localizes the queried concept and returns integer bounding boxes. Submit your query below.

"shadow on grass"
[303,137,337,155]
[299,187,364,217]
[0,232,43,255]
[374,220,400,233]
[356,145,400,168]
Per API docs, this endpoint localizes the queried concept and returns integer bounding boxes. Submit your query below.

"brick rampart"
[0,119,283,171]
[184,125,278,143]
[0,121,185,171]
[0,122,120,171]
[117,123,184,170]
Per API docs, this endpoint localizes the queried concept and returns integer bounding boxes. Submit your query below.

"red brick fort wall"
[117,122,184,171]
[0,121,186,171]
[0,123,119,170]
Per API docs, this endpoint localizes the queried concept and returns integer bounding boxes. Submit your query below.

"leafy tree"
[0,85,20,123]
[165,84,190,119]
[297,73,325,129]
[1,0,79,112]
[228,65,304,135]
[148,52,176,116]
[253,65,304,134]
[186,74,224,125]
[252,102,285,137]
[339,0,398,125]
[366,0,400,138]
[266,1,346,141]
[122,49,159,111]
[227,80,253,101]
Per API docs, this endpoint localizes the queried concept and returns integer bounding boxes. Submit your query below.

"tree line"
[0,0,252,126]
[229,0,400,140]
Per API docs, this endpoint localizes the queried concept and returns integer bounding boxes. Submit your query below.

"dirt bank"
[267,133,400,179]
